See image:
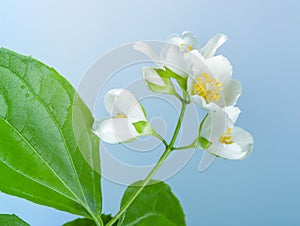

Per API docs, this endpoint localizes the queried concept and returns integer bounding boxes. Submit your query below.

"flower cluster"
[93,31,253,163]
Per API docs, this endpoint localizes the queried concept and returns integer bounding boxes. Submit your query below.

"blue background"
[1,0,299,225]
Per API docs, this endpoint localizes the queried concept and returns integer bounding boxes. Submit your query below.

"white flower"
[134,32,241,106]
[198,107,253,160]
[134,32,228,80]
[142,66,176,94]
[92,89,151,144]
[168,31,228,59]
[133,41,189,78]
[187,55,242,109]
[168,31,200,53]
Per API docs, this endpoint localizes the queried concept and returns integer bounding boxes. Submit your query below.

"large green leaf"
[0,48,102,224]
[0,214,29,226]
[118,180,186,226]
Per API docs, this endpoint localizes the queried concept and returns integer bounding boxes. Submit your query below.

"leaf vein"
[2,57,90,210]
[0,69,85,207]
[0,118,82,205]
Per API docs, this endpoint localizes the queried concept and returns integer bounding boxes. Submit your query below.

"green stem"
[169,101,186,148]
[107,146,171,226]
[78,202,102,226]
[152,130,168,147]
[87,210,102,226]
[174,92,185,103]
[106,101,187,226]
[172,138,197,151]
[172,144,195,150]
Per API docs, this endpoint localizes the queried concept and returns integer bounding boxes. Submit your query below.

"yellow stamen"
[188,45,193,51]
[180,43,185,48]
[219,128,234,145]
[117,113,127,118]
[192,73,222,103]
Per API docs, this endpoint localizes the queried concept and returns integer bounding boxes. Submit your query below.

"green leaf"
[148,69,176,95]
[154,68,170,79]
[101,214,118,226]
[63,214,118,226]
[163,67,181,79]
[0,214,29,226]
[145,78,176,95]
[63,218,96,226]
[118,180,186,226]
[164,67,187,91]
[0,48,102,224]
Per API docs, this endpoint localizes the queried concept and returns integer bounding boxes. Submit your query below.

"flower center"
[117,113,127,118]
[219,128,234,145]
[192,73,222,103]
[180,43,193,51]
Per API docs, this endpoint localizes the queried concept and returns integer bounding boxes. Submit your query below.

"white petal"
[204,55,232,87]
[181,31,200,51]
[209,143,244,160]
[201,33,228,59]
[167,33,182,46]
[221,79,242,106]
[184,50,204,70]
[231,127,254,159]
[104,89,146,122]
[133,41,159,62]
[93,118,139,144]
[190,95,210,109]
[200,109,232,142]
[160,45,187,77]
[223,106,241,123]
[143,67,166,87]
[190,93,222,110]
[168,31,200,52]
[103,89,120,115]
[208,127,253,160]
[190,57,213,80]
[187,59,213,109]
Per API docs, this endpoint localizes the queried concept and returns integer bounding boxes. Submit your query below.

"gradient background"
[1,0,299,225]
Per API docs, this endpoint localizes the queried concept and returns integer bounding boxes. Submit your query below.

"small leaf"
[144,68,176,95]
[63,214,118,226]
[163,67,181,79]
[63,218,96,226]
[0,48,102,223]
[0,214,29,226]
[118,180,186,226]
[164,67,187,91]
[154,68,170,79]
[145,77,176,95]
